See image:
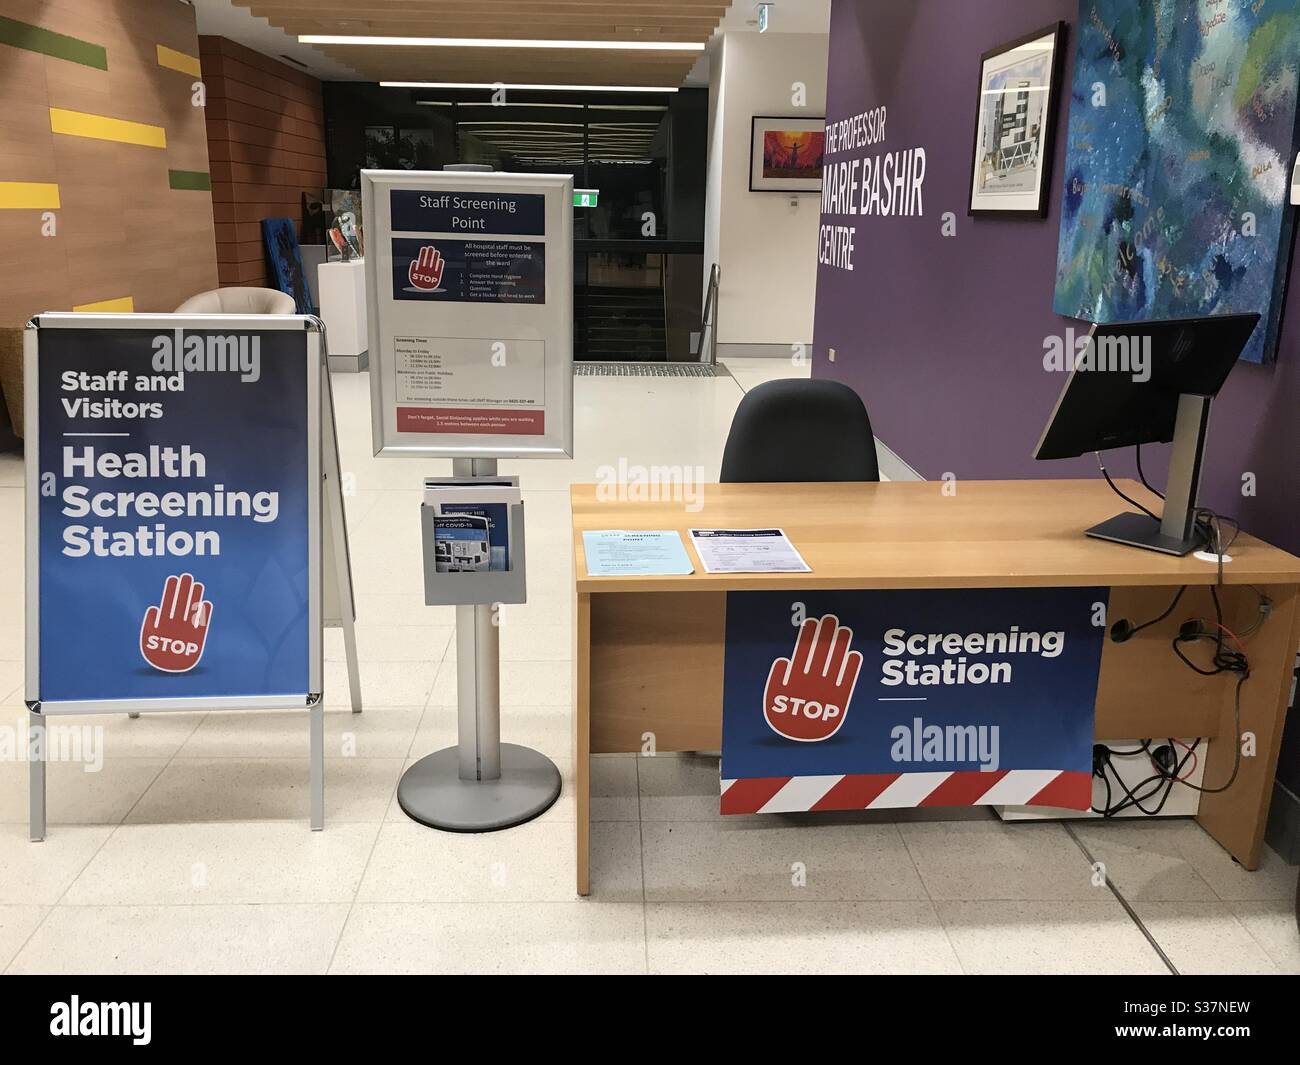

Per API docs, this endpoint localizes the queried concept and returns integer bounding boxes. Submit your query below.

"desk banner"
[720,588,1107,814]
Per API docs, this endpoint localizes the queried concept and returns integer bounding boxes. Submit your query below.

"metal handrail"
[699,262,719,366]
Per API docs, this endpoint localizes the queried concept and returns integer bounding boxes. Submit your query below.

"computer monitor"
[1033,313,1260,556]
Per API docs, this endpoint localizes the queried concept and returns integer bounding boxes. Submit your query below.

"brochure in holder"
[420,477,527,606]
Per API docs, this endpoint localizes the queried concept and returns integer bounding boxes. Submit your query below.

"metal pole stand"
[396,458,561,831]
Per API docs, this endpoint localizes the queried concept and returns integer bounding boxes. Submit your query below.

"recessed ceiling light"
[302,35,704,52]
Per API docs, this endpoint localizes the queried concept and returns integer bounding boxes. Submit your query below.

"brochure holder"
[419,498,527,607]
[397,457,560,832]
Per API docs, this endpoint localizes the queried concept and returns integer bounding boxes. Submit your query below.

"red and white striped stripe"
[720,769,1090,815]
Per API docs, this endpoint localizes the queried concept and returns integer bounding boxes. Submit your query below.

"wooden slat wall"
[0,0,219,327]
[199,36,326,288]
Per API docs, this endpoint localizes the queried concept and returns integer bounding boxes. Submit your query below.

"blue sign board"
[390,189,546,235]
[391,237,545,304]
[33,325,313,704]
[721,587,1106,812]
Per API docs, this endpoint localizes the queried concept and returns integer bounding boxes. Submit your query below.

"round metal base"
[396,743,561,832]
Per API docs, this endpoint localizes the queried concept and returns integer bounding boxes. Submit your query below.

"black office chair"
[720,378,879,482]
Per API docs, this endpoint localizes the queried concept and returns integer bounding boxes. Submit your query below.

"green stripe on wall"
[0,15,108,70]
[168,170,211,192]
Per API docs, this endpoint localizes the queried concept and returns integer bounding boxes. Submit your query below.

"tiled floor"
[0,356,1296,974]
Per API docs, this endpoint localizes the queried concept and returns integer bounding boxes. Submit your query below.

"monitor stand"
[1086,393,1211,557]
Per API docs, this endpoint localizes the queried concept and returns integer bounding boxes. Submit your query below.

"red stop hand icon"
[139,573,213,673]
[764,614,863,741]
[408,245,444,291]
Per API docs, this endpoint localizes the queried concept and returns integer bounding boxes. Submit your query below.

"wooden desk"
[570,480,1300,896]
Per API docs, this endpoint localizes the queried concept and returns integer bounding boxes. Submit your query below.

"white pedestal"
[317,259,368,372]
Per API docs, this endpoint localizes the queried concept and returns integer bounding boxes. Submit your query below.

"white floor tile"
[1132,901,1281,974]
[0,905,49,971]
[0,823,113,904]
[1070,821,1219,901]
[1161,821,1297,901]
[0,623,22,662]
[646,900,959,974]
[640,819,926,902]
[324,624,454,663]
[354,593,453,628]
[35,711,205,760]
[175,706,422,760]
[638,752,726,821]
[126,758,403,823]
[323,658,439,709]
[0,660,23,705]
[900,821,1099,901]
[936,900,1168,975]
[330,901,647,974]
[0,757,167,825]
[1228,900,1300,974]
[62,822,382,905]
[9,903,350,974]
[359,820,641,903]
[429,658,571,707]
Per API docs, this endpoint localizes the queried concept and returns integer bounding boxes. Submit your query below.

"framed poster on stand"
[361,169,574,460]
[360,167,574,833]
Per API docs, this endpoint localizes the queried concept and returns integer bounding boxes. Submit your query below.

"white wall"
[703,31,828,349]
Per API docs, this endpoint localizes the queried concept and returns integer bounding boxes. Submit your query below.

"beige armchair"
[174,287,296,314]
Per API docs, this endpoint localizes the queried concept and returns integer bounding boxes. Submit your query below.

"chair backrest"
[174,287,296,315]
[720,378,879,483]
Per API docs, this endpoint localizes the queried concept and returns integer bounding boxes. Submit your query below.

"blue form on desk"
[583,530,694,577]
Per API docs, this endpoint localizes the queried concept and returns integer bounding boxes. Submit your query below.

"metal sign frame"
[23,313,349,839]
[361,169,574,460]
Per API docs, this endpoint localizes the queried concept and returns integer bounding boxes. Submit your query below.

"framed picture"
[968,22,1067,216]
[749,116,825,192]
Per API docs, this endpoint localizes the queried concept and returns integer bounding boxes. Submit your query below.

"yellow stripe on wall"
[49,108,166,148]
[156,44,201,77]
[0,182,61,209]
[73,296,135,313]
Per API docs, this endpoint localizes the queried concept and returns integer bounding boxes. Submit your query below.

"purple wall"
[813,0,1298,555]
[812,0,1299,799]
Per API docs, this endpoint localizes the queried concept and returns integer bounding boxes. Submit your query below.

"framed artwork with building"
[968,22,1066,216]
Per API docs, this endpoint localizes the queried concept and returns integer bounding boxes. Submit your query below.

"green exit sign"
[573,189,599,208]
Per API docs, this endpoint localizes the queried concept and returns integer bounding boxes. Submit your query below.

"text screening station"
[881,626,1066,686]
[54,333,279,558]
[415,194,519,229]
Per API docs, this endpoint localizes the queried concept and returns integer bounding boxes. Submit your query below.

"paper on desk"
[688,528,811,574]
[583,530,694,577]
